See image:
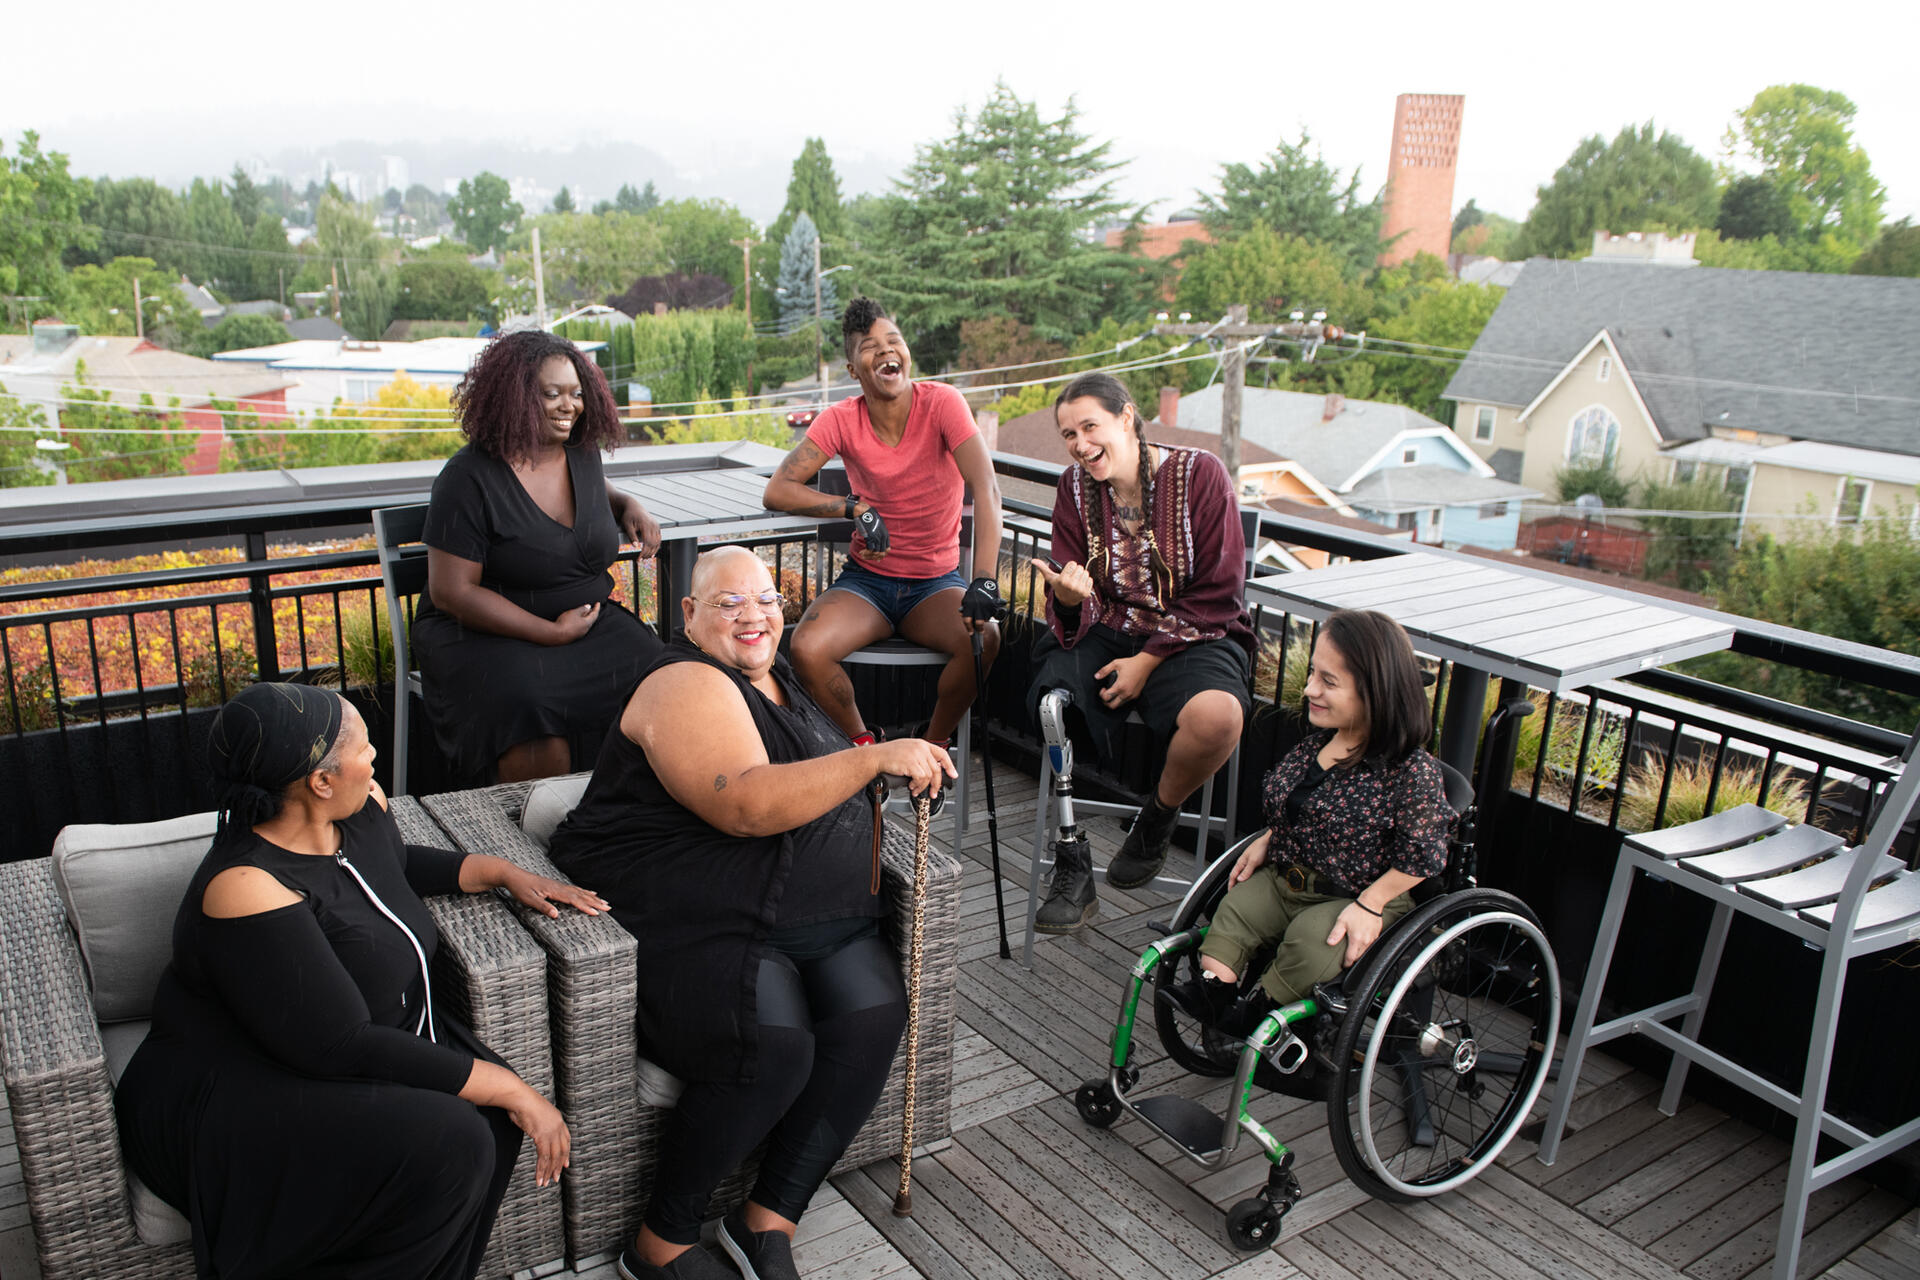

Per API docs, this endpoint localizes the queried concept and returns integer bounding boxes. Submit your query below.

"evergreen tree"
[776,212,835,333]
[612,181,660,214]
[551,185,576,213]
[858,82,1138,365]
[1517,122,1718,258]
[1200,132,1384,274]
[1717,175,1794,241]
[229,164,262,230]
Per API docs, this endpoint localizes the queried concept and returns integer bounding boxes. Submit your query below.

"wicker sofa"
[0,795,564,1280]
[421,776,964,1267]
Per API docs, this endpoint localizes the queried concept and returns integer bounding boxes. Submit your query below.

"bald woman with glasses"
[548,546,953,1280]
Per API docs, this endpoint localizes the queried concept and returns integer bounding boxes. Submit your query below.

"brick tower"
[1380,93,1463,266]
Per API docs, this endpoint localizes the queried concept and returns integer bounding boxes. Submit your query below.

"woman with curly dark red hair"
[412,329,664,783]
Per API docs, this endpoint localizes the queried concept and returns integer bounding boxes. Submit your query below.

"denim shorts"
[826,561,967,629]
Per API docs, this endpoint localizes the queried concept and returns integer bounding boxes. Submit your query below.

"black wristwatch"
[844,494,859,520]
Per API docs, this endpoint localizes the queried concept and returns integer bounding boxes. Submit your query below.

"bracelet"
[1352,899,1382,918]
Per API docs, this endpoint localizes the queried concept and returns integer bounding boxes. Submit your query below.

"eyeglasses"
[695,591,786,620]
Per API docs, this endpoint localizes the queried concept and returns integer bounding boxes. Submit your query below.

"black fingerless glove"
[855,503,890,554]
[959,576,1005,622]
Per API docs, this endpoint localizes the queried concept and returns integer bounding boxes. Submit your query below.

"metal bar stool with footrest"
[1536,726,1920,1280]
[372,504,431,797]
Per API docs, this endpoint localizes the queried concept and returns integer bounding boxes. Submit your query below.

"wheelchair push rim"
[1328,892,1559,1200]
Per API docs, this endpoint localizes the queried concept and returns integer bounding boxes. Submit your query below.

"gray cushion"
[50,812,216,1023]
[521,775,590,852]
[99,1020,191,1246]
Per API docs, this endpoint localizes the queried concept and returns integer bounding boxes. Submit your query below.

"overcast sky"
[6,0,1912,227]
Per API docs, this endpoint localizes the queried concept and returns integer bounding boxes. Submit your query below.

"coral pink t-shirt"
[806,381,977,580]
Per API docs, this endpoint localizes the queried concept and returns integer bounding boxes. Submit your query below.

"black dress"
[413,442,661,783]
[114,799,523,1280]
[548,642,884,1084]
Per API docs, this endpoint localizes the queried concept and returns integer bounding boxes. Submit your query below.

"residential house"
[1441,254,1920,538]
[0,322,293,474]
[1177,385,1538,550]
[211,336,607,416]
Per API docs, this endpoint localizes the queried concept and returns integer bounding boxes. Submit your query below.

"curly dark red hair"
[453,330,622,465]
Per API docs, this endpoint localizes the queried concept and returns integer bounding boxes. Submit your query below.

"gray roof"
[286,317,349,340]
[1342,465,1539,513]
[1178,385,1461,489]
[1442,259,1920,456]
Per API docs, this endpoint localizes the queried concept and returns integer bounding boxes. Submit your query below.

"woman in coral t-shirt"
[762,297,1004,749]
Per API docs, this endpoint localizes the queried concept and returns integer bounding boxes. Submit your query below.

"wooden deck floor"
[3,757,1915,1280]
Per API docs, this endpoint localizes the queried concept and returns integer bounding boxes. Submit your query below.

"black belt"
[1282,864,1356,898]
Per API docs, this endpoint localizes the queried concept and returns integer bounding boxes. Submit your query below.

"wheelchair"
[1071,701,1559,1250]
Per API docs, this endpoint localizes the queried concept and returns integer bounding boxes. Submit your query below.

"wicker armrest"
[390,795,563,1277]
[420,787,641,1264]
[0,859,189,1278]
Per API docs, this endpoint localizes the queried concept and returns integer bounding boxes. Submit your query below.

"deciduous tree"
[447,172,522,254]
[1724,84,1884,250]
[1851,219,1920,278]
[1715,174,1794,241]
[0,132,88,303]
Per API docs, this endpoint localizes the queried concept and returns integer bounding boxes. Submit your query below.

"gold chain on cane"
[893,791,932,1215]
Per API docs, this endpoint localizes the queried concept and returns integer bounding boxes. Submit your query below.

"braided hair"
[1054,373,1171,605]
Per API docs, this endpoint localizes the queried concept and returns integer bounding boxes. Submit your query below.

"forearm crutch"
[892,790,933,1216]
[970,628,1012,959]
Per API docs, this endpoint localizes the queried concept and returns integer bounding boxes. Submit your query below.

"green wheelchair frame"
[1072,704,1560,1250]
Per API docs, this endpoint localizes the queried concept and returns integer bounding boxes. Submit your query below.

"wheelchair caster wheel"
[1074,1080,1121,1129]
[1226,1197,1284,1250]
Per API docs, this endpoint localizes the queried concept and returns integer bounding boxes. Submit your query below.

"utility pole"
[1150,306,1347,496]
[133,277,144,341]
[532,226,547,328]
[813,236,826,411]
[733,237,755,324]
[330,264,341,324]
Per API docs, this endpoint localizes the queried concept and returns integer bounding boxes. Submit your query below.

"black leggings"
[645,931,907,1244]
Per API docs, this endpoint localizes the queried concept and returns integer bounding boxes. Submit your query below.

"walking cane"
[893,790,933,1216]
[970,628,1012,959]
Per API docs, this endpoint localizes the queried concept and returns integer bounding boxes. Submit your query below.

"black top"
[151,798,475,1093]
[548,641,881,1083]
[1262,729,1453,894]
[419,442,620,621]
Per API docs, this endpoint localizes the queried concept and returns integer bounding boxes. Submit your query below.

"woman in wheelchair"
[1158,609,1452,1090]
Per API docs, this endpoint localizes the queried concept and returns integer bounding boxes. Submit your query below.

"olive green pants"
[1199,865,1413,1003]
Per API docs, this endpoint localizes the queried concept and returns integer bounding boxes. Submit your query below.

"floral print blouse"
[1261,729,1453,894]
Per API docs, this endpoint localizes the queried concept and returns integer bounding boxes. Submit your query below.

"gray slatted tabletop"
[612,468,824,630]
[1247,549,1735,776]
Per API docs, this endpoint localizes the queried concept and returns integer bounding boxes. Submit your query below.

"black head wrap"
[207,683,345,834]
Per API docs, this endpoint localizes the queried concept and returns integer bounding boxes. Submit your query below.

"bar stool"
[842,639,972,852]
[1537,729,1920,1280]
[1021,719,1243,966]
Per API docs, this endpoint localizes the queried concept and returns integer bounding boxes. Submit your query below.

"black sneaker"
[718,1208,801,1280]
[617,1240,735,1280]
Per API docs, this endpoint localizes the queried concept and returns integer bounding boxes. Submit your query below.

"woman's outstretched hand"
[501,866,609,918]
[1029,557,1093,609]
[1229,830,1272,886]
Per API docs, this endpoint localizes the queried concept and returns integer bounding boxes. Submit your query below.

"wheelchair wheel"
[1152,832,1264,1076]
[1326,888,1558,1201]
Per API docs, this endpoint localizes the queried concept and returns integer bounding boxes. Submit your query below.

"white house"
[211,336,607,416]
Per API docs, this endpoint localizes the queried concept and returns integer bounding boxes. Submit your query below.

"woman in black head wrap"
[115,683,605,1279]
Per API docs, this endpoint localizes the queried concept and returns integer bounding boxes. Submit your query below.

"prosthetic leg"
[1032,688,1096,934]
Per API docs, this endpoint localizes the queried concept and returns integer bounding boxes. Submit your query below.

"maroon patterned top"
[1045,443,1254,657]
[1262,730,1452,893]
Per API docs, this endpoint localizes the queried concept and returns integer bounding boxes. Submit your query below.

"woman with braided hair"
[1027,372,1254,932]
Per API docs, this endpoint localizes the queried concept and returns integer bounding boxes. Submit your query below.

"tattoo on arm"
[773,439,829,482]
[714,774,728,792]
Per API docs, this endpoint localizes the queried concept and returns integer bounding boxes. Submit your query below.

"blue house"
[1177,386,1539,551]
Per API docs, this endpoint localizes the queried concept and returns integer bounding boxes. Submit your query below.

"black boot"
[1034,833,1097,934]
[1107,794,1182,888]
[1156,972,1238,1026]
